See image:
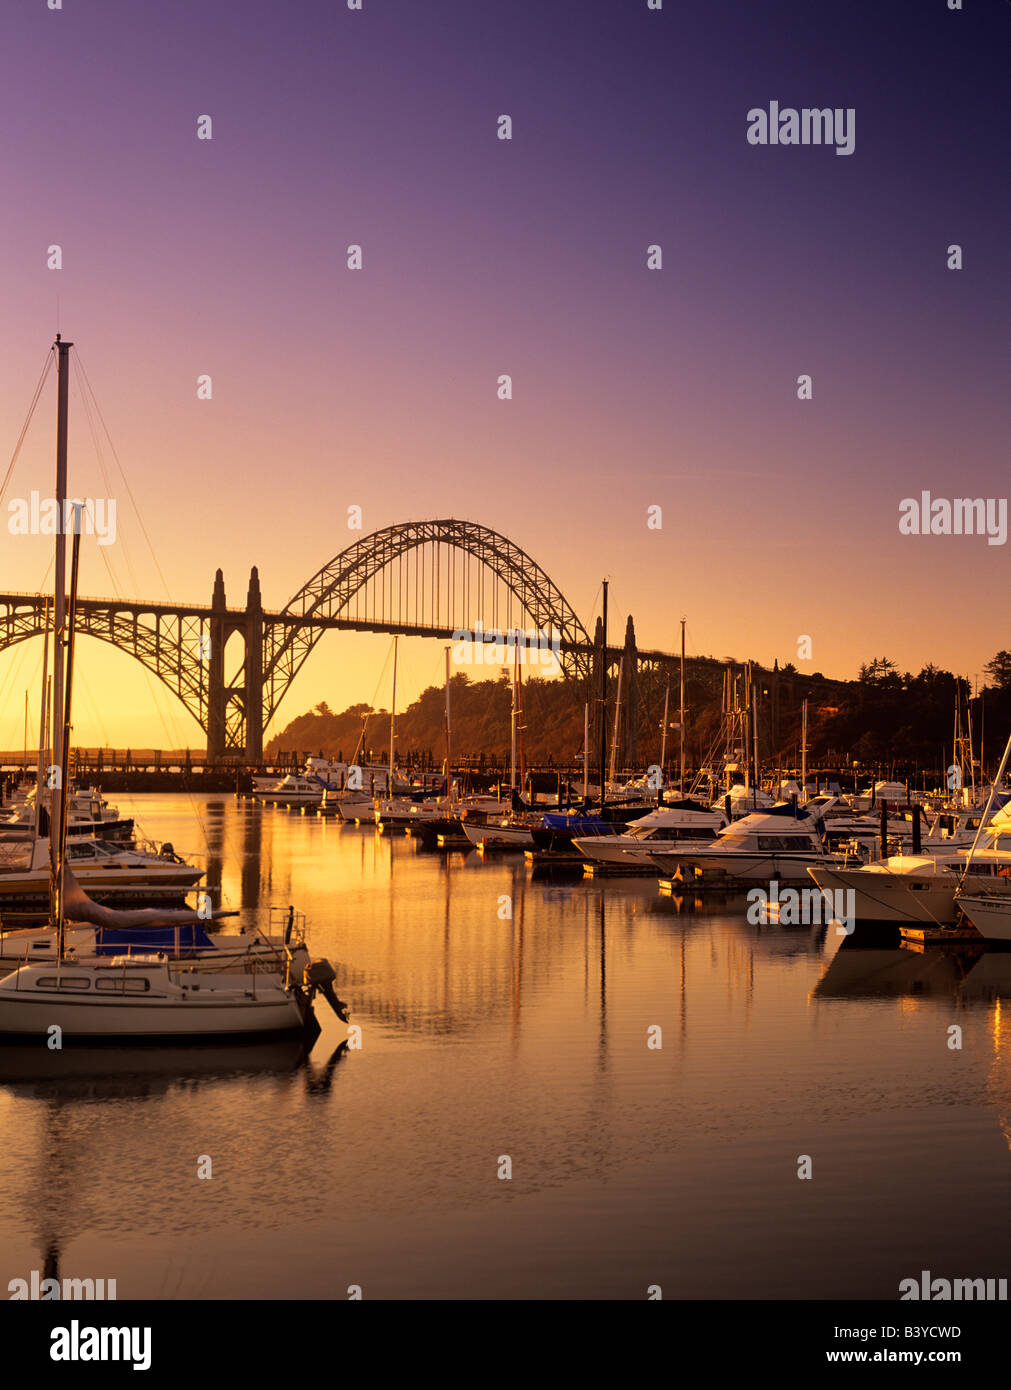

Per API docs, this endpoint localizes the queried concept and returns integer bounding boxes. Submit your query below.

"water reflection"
[2,794,1009,1299]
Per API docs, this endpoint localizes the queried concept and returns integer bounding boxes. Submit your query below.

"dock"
[898,924,984,946]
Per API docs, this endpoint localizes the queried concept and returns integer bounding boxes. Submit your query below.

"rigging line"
[73,359,141,597]
[72,350,172,599]
[74,522,210,856]
[72,369,131,592]
[0,350,55,509]
[0,637,38,737]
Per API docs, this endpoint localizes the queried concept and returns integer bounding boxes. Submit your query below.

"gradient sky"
[1,0,1008,749]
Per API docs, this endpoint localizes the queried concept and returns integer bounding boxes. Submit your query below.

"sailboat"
[0,336,346,1043]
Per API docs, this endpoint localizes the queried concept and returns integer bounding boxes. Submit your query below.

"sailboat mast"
[679,617,686,796]
[443,645,452,800]
[582,702,589,802]
[609,656,623,787]
[801,697,808,797]
[50,334,72,877]
[510,636,517,792]
[660,683,669,782]
[33,607,50,841]
[55,510,83,958]
[388,636,398,790]
[598,580,608,806]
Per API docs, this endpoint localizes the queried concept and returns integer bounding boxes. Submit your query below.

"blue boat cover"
[94,924,216,955]
[542,814,609,833]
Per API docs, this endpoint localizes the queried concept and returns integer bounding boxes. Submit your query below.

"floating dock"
[899,924,984,946]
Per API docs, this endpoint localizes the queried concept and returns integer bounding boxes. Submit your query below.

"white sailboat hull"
[0,963,309,1039]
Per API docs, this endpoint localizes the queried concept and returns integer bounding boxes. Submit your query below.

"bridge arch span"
[261,519,593,730]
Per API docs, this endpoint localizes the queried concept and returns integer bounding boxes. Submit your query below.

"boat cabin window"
[67,842,100,860]
[757,834,818,853]
[36,975,90,990]
[95,977,151,993]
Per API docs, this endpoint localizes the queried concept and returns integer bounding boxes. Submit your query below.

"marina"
[2,790,1010,1301]
[0,0,1007,1354]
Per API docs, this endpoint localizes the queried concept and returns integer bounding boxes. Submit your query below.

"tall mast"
[598,580,608,806]
[55,508,83,957]
[679,617,686,796]
[659,683,669,782]
[388,636,398,790]
[443,645,452,801]
[33,611,50,841]
[510,636,517,792]
[609,656,623,787]
[50,334,72,881]
[582,702,589,803]
[751,683,759,807]
[801,697,808,798]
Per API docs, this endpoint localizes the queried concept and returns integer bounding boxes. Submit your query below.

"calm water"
[1,793,1009,1300]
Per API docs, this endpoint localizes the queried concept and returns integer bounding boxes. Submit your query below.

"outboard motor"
[303,957,350,1022]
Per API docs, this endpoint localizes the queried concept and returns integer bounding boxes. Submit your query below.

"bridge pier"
[207,569,227,760]
[244,567,264,764]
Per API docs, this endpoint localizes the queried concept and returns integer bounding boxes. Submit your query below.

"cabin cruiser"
[255,758,400,805]
[847,780,916,812]
[573,800,728,869]
[953,889,1011,943]
[809,807,1011,926]
[647,805,846,886]
[0,834,202,906]
[1,786,133,841]
[462,818,537,850]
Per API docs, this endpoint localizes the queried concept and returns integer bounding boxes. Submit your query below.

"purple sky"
[0,0,1008,745]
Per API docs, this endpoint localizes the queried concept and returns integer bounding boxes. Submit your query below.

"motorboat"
[809,804,1011,927]
[953,890,1011,943]
[0,834,202,907]
[462,818,536,850]
[573,800,728,869]
[1,785,133,841]
[647,805,846,886]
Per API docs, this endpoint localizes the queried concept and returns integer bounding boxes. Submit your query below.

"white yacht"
[647,807,845,886]
[462,818,536,850]
[257,757,402,806]
[573,800,728,869]
[809,807,1011,926]
[0,835,202,905]
[1,785,133,841]
[953,890,1011,943]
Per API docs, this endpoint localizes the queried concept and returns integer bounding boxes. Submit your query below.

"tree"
[984,651,1011,690]
[858,656,898,683]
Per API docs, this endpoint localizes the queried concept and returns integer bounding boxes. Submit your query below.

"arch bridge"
[0,519,609,760]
